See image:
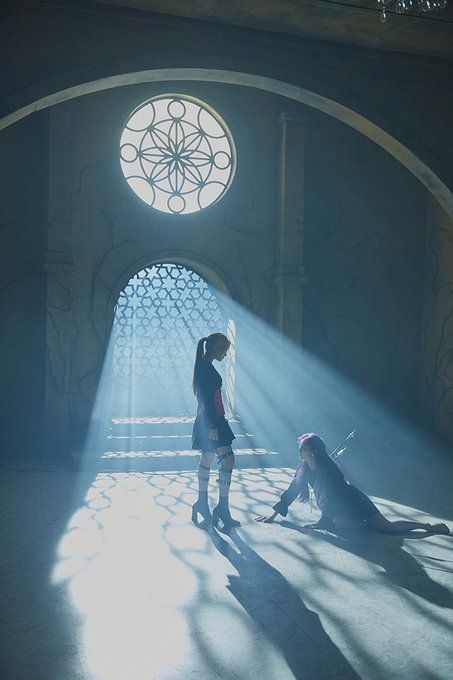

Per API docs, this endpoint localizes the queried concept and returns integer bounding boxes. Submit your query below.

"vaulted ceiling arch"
[1,67,451,217]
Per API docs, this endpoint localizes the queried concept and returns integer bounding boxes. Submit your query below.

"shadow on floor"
[207,527,361,680]
[280,521,453,609]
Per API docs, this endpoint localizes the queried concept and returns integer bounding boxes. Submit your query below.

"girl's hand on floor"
[255,511,278,523]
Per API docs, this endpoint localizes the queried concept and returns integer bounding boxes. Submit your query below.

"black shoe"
[212,504,241,529]
[191,500,212,525]
[313,518,336,532]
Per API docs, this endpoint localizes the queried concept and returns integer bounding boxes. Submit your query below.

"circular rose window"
[120,95,236,214]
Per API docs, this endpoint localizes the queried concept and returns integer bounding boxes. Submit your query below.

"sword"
[329,430,356,460]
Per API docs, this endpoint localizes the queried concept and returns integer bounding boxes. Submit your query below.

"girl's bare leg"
[366,513,450,534]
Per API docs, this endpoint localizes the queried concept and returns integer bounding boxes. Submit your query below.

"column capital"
[271,264,307,286]
[278,110,310,126]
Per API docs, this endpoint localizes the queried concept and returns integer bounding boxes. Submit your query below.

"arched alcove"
[110,259,236,420]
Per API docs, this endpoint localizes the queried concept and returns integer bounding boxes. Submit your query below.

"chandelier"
[377,0,448,21]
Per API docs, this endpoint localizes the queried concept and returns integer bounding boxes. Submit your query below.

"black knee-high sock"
[218,496,229,510]
[198,490,208,504]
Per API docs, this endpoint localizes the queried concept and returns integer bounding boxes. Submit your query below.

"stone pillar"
[272,112,306,344]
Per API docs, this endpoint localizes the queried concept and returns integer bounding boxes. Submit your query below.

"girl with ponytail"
[191,333,240,529]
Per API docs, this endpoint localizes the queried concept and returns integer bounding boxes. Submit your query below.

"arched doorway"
[111,261,235,420]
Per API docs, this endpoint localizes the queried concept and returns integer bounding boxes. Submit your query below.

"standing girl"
[192,333,240,529]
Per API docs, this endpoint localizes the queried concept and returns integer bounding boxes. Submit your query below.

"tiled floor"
[1,464,453,680]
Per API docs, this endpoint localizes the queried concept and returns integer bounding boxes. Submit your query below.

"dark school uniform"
[273,455,379,527]
[192,358,235,451]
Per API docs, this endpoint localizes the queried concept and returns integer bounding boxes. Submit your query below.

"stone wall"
[421,198,453,442]
[0,113,47,453]
[303,113,427,418]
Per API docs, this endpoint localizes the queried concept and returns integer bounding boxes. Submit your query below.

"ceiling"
[91,0,453,60]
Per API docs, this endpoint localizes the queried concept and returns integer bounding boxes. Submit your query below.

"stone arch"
[1,67,452,218]
[105,250,236,345]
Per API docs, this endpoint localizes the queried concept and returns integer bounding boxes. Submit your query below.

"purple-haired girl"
[256,433,450,534]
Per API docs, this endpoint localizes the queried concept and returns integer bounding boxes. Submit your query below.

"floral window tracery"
[120,95,236,214]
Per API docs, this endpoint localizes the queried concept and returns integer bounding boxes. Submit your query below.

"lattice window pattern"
[113,263,228,416]
[120,95,236,214]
